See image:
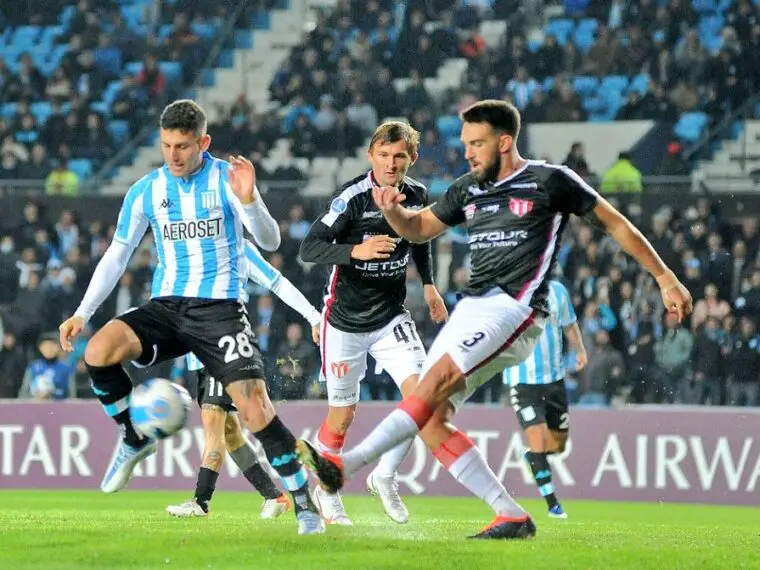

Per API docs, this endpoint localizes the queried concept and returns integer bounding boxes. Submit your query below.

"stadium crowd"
[0,192,759,407]
[1,0,759,406]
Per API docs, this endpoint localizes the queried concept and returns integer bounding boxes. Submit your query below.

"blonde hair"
[368,121,420,156]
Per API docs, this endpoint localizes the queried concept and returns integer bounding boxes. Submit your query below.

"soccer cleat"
[366,470,409,524]
[468,515,537,540]
[260,494,292,520]
[548,504,568,519]
[296,509,326,535]
[166,499,208,518]
[312,485,352,526]
[295,439,345,494]
[100,438,157,494]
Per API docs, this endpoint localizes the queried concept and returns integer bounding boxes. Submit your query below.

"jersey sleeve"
[430,181,466,226]
[244,241,281,289]
[299,189,364,265]
[113,182,149,248]
[554,281,577,327]
[546,166,599,216]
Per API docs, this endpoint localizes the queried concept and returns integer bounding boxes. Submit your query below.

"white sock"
[373,437,415,478]
[448,446,526,518]
[342,409,420,477]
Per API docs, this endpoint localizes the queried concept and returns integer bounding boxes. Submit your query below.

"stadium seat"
[428,178,450,197]
[159,62,182,86]
[1,102,18,121]
[601,75,629,94]
[191,23,217,41]
[31,101,52,125]
[572,76,599,97]
[545,19,575,46]
[436,115,461,139]
[629,73,650,96]
[68,158,94,179]
[445,136,464,150]
[673,112,709,143]
[13,26,41,46]
[108,120,130,147]
[527,38,542,53]
[125,61,143,76]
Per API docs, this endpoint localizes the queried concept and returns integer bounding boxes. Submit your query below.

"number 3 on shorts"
[218,333,254,363]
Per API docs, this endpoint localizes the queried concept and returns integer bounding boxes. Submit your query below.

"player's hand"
[656,270,693,323]
[311,324,320,345]
[424,285,448,323]
[59,315,85,352]
[575,350,589,372]
[228,154,256,205]
[351,234,397,260]
[372,186,406,211]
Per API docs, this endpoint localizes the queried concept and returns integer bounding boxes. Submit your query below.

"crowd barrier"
[1,401,759,506]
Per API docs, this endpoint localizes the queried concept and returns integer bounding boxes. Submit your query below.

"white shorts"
[320,311,426,407]
[421,291,545,410]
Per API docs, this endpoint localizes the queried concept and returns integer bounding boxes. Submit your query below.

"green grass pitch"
[1,491,758,569]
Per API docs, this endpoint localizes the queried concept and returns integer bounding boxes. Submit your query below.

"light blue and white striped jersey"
[504,280,576,386]
[114,152,248,301]
[185,241,281,371]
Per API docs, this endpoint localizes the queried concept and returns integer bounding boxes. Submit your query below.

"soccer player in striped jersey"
[167,240,321,519]
[503,279,587,519]
[58,100,324,535]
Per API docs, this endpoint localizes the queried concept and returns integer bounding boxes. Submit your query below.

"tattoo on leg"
[203,451,223,470]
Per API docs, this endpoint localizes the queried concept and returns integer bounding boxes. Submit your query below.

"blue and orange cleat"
[296,439,345,494]
[548,504,568,519]
[468,515,537,540]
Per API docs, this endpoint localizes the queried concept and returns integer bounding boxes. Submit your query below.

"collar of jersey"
[488,160,539,188]
[163,151,213,184]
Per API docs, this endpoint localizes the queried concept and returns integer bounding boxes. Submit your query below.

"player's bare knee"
[417,356,465,407]
[84,322,140,366]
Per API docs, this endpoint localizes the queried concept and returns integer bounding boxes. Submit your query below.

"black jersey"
[300,172,433,333]
[431,160,598,312]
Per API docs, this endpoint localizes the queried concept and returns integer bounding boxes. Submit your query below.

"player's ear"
[409,151,418,166]
[499,133,513,154]
[200,133,211,152]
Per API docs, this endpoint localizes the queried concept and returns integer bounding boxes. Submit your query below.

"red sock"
[316,422,346,454]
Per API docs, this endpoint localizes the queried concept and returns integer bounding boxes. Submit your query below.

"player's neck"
[495,152,527,182]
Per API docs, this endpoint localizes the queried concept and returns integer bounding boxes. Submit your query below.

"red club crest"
[509,198,534,217]
[331,361,349,379]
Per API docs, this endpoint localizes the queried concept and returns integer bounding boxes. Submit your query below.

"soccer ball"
[130,378,193,440]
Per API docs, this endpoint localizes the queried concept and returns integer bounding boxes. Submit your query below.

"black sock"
[229,443,282,500]
[244,464,283,500]
[86,363,144,447]
[525,451,559,508]
[194,467,219,512]
[253,415,313,514]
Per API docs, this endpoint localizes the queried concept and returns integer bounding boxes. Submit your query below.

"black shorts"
[509,380,569,432]
[196,368,236,412]
[118,296,266,386]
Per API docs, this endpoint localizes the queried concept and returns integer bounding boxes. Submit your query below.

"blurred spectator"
[18,333,74,400]
[654,312,694,403]
[692,316,725,405]
[272,323,318,400]
[600,152,642,193]
[726,317,760,406]
[45,158,80,196]
[0,331,27,398]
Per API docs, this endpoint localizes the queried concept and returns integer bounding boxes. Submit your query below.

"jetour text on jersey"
[162,218,223,241]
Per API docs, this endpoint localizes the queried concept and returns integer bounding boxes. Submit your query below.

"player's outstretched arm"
[227,155,280,251]
[243,241,321,332]
[373,186,450,243]
[584,196,693,321]
[59,240,134,351]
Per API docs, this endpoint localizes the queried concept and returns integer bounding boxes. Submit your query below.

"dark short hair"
[460,99,521,139]
[159,99,207,137]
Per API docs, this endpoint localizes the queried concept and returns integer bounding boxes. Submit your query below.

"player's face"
[160,129,211,178]
[367,139,417,187]
[461,122,512,183]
